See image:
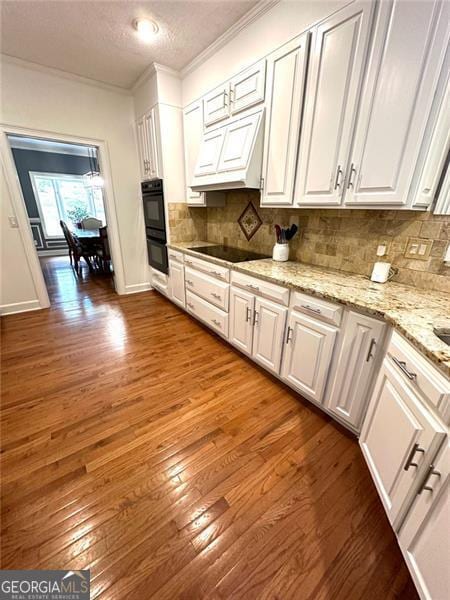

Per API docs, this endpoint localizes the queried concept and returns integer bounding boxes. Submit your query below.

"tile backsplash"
[169,192,449,292]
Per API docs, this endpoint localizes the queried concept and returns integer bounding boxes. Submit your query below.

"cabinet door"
[281,310,337,402]
[398,441,449,600]
[294,0,374,206]
[326,311,385,430]
[217,111,262,173]
[169,261,185,308]
[229,287,254,356]
[203,84,229,127]
[136,117,149,180]
[345,0,449,206]
[360,359,446,527]
[194,128,225,177]
[183,101,205,205]
[144,108,160,180]
[230,59,266,116]
[252,297,287,375]
[261,34,309,206]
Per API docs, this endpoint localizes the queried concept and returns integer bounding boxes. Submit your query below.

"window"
[30,172,106,238]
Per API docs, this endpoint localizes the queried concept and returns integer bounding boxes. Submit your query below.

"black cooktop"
[189,245,270,263]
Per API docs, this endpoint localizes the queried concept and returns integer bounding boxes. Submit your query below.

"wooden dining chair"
[94,226,111,272]
[81,217,103,230]
[59,220,92,275]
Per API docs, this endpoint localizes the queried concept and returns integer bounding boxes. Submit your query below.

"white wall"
[182,0,351,106]
[1,59,149,308]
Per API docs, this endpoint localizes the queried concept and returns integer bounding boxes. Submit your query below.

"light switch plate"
[405,237,432,261]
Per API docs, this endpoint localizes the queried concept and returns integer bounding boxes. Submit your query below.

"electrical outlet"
[405,237,432,261]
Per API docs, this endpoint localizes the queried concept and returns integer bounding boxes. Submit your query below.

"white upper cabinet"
[261,34,310,206]
[217,111,262,173]
[345,0,449,207]
[326,311,385,430]
[183,100,205,205]
[136,107,161,181]
[294,0,374,206]
[194,128,225,177]
[398,441,449,600]
[281,310,337,403]
[252,297,287,375]
[203,84,229,127]
[230,59,266,116]
[360,358,446,528]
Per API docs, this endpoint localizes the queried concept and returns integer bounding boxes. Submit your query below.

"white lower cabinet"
[398,441,449,600]
[169,260,185,308]
[326,311,386,429]
[359,358,446,528]
[281,310,337,403]
[252,297,287,374]
[229,287,254,356]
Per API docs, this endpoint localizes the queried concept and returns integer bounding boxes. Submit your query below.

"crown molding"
[1,54,132,96]
[180,0,280,78]
[131,62,180,93]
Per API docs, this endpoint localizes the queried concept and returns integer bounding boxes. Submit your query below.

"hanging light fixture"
[83,147,104,188]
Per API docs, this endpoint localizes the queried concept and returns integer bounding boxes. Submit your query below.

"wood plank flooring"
[1,256,417,599]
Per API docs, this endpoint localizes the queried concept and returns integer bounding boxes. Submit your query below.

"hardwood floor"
[1,258,417,599]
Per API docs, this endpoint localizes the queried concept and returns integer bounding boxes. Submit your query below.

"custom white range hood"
[190,109,264,192]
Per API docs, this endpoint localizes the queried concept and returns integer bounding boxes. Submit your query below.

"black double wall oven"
[142,179,168,274]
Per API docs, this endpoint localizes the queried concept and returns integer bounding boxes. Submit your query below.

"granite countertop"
[168,242,450,377]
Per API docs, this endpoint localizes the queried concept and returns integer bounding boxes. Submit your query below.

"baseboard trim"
[0,299,42,316]
[123,282,153,295]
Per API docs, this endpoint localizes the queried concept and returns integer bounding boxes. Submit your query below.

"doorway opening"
[7,134,115,306]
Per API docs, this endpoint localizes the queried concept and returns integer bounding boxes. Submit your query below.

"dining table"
[71,228,108,272]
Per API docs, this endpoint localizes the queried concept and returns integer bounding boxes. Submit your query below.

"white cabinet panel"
[345,0,449,206]
[185,266,229,312]
[327,311,385,429]
[360,359,446,527]
[194,129,225,177]
[136,108,161,181]
[261,34,309,206]
[399,441,449,600]
[217,111,262,173]
[295,0,374,206]
[169,260,185,308]
[252,297,287,375]
[203,84,229,127]
[186,290,228,338]
[229,287,254,356]
[281,310,337,403]
[230,59,266,115]
[183,101,204,205]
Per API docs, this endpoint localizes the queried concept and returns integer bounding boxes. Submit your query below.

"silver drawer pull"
[186,279,194,286]
[419,465,441,494]
[302,304,321,314]
[392,356,417,381]
[169,254,177,260]
[404,442,425,471]
[211,292,221,300]
[187,302,194,309]
[212,319,221,328]
[185,259,193,266]
[246,307,251,322]
[246,283,260,291]
[366,338,376,362]
[285,326,293,344]
[212,270,224,279]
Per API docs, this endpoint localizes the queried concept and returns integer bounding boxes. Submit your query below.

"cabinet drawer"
[151,268,169,296]
[183,254,230,282]
[290,291,342,326]
[231,271,289,306]
[388,331,450,424]
[167,249,184,263]
[186,290,228,338]
[185,267,229,311]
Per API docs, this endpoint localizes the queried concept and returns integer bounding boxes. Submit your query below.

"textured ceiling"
[1,0,259,88]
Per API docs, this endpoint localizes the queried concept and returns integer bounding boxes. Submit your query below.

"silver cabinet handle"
[347,163,357,189]
[169,254,177,260]
[285,326,293,344]
[253,310,259,326]
[392,356,417,381]
[334,165,343,189]
[366,338,376,362]
[212,270,224,279]
[185,259,193,266]
[246,307,251,322]
[404,442,425,471]
[187,302,194,309]
[212,319,221,328]
[246,283,260,291]
[211,292,221,300]
[302,304,321,315]
[186,279,193,286]
[419,464,441,494]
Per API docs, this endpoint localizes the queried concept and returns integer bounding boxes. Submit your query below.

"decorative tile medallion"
[237,201,262,241]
